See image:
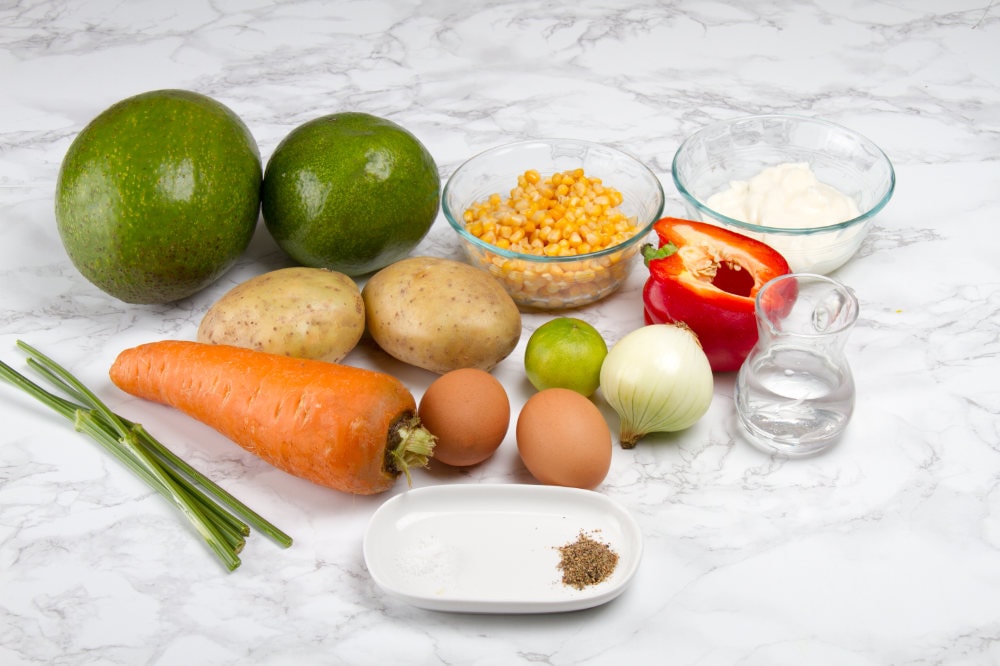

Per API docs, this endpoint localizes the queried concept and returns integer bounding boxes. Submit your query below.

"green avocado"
[55,89,262,304]
[261,112,440,276]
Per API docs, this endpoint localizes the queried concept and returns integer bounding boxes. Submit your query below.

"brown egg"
[418,368,510,467]
[516,388,612,489]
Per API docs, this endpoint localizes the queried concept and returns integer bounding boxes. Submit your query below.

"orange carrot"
[109,340,435,495]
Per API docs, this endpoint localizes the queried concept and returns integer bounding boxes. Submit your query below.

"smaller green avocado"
[55,89,262,304]
[261,112,440,277]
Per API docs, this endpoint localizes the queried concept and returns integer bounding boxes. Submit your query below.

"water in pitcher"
[734,273,859,457]
[736,345,855,455]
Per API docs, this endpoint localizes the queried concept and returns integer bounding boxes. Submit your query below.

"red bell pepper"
[642,218,791,373]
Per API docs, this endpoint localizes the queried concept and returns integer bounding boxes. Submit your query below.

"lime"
[261,112,440,276]
[524,317,608,397]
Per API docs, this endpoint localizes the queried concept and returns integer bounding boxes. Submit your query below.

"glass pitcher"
[735,273,859,457]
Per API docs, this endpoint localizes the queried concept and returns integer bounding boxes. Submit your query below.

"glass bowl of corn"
[442,139,665,310]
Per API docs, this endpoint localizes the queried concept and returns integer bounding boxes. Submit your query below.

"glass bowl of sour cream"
[672,114,895,274]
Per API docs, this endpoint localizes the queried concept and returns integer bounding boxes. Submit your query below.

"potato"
[197,267,364,362]
[362,256,522,374]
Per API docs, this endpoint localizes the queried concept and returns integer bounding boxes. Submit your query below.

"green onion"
[0,340,293,571]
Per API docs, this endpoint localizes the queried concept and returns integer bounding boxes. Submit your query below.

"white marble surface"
[2,1,999,664]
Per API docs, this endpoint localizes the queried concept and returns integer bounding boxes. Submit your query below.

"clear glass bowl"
[672,115,895,274]
[442,139,665,310]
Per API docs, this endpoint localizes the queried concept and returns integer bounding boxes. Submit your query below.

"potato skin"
[197,267,364,362]
[362,256,522,374]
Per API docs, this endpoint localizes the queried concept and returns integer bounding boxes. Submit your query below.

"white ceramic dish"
[362,484,643,614]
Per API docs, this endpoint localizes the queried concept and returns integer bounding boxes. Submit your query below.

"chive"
[10,374,247,542]
[0,341,294,570]
[133,423,293,548]
[78,410,243,571]
[1,358,241,571]
[23,352,291,548]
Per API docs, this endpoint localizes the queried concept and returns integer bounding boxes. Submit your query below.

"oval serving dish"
[362,484,643,614]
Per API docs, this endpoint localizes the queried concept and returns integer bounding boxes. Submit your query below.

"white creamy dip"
[706,162,860,229]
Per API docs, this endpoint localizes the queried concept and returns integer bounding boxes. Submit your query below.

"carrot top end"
[386,414,436,487]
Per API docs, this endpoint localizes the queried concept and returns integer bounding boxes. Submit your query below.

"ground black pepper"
[556,530,619,589]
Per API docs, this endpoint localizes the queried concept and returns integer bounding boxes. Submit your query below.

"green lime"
[524,317,608,397]
[261,112,440,276]
[55,89,262,304]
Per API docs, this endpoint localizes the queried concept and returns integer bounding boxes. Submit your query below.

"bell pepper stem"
[641,241,678,266]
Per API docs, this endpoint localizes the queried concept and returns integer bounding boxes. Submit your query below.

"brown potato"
[197,267,364,362]
[361,256,521,374]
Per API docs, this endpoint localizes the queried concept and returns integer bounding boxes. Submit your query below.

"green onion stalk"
[0,340,293,571]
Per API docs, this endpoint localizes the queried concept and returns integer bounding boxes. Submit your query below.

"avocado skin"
[55,89,262,304]
[261,112,440,277]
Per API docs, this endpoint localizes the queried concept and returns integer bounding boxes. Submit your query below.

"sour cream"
[706,162,859,229]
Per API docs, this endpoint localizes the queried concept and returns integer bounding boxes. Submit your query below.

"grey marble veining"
[2,1,999,664]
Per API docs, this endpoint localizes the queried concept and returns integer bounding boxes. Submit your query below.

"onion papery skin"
[599,324,714,448]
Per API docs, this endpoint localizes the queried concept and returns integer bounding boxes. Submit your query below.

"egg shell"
[516,387,612,489]
[418,368,510,467]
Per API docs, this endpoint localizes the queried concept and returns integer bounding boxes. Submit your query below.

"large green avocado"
[261,112,440,276]
[55,89,262,304]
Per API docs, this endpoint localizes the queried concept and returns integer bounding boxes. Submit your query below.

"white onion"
[599,324,714,448]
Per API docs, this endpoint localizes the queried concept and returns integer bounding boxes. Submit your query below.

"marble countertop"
[3,2,999,664]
